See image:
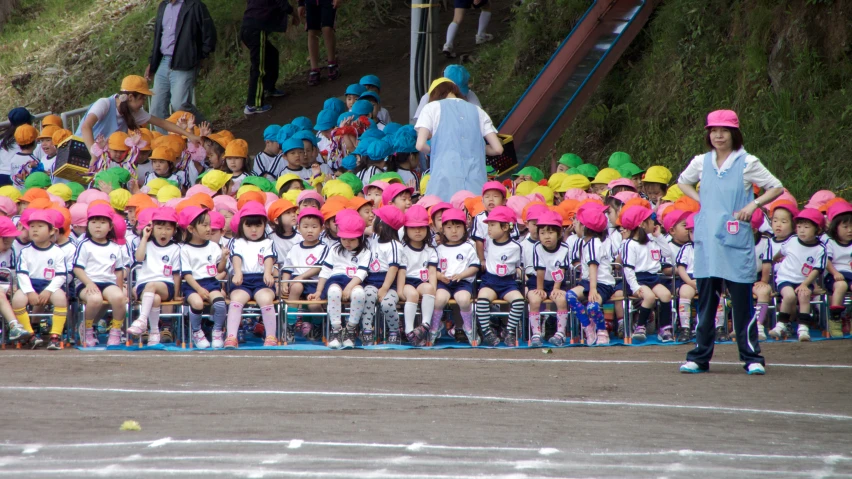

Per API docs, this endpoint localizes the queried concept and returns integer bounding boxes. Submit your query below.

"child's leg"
[327,284,344,330]
[322,26,336,64]
[636,285,656,327]
[227,289,250,339]
[526,289,543,337]
[102,286,127,330]
[566,286,589,327]
[445,8,466,47]
[286,283,305,326]
[455,290,473,335]
[11,289,33,334]
[47,290,68,337]
[503,290,524,338]
[796,286,812,315]
[831,280,848,308]
[474,287,496,335]
[80,289,105,331]
[652,284,673,331]
[551,289,570,339]
[778,286,796,321]
[380,290,400,337]
[255,288,277,341]
[187,293,205,332]
[208,292,226,332]
[678,284,695,329]
[308,30,321,70]
[359,286,378,331]
[402,284,420,334]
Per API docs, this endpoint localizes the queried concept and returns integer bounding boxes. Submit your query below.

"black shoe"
[504,332,517,347]
[676,328,691,343]
[308,69,321,86]
[481,330,500,347]
[29,335,44,349]
[454,327,467,343]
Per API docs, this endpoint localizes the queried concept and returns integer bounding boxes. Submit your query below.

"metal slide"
[498,0,656,170]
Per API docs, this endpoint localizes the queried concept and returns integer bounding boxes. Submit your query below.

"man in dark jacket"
[242,0,298,115]
[145,0,217,127]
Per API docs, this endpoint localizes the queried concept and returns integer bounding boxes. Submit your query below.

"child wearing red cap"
[770,209,826,341]
[824,202,852,337]
[360,206,406,345]
[526,210,572,347]
[127,208,181,346]
[433,208,480,345]
[399,205,439,346]
[474,206,524,347]
[281,208,328,342]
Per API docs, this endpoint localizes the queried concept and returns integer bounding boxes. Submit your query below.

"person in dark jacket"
[145,0,217,129]
[242,0,299,115]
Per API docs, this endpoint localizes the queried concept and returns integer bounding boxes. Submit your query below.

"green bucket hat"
[338,172,363,198]
[512,166,545,183]
[242,175,275,193]
[558,153,583,168]
[607,151,632,169]
[93,171,120,191]
[618,162,645,178]
[24,172,52,191]
[67,182,85,201]
[106,166,131,186]
[576,163,599,179]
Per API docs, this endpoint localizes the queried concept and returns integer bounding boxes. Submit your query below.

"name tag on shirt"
[726,221,739,235]
[370,259,381,272]
[551,270,564,283]
[496,264,508,276]
[306,254,317,265]
[163,265,173,276]
[651,250,661,261]
[258,254,264,266]
[206,265,218,276]
[346,266,357,278]
[43,268,55,280]
[439,258,448,271]
[801,264,813,276]
[419,269,429,281]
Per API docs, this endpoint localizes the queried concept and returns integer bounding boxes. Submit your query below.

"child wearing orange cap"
[268,199,301,264]
[10,125,42,188]
[143,146,188,191]
[223,139,251,195]
[36,126,59,176]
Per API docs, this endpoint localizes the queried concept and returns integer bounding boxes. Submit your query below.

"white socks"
[477,12,491,36]
[421,295,435,328]
[404,302,418,334]
[445,22,459,47]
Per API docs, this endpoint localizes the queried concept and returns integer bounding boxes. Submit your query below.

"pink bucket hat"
[535,210,563,229]
[178,206,206,229]
[526,204,550,223]
[481,181,507,197]
[164,198,182,209]
[47,193,65,205]
[655,201,674,220]
[562,189,586,201]
[77,189,110,206]
[185,184,215,198]
[613,191,640,204]
[484,205,516,224]
[137,208,156,229]
[775,189,797,206]
[805,190,835,210]
[336,209,366,239]
[152,207,179,223]
[265,192,278,207]
[450,190,476,210]
[87,203,115,220]
[297,190,325,207]
[209,210,225,230]
[662,208,689,232]
[705,109,740,129]
[685,212,696,229]
[381,183,414,205]
[363,180,389,195]
[0,196,17,216]
[827,200,852,223]
[795,208,825,230]
[213,195,238,215]
[374,205,406,230]
[526,192,546,204]
[404,204,430,227]
[620,205,653,231]
[23,209,63,229]
[576,202,608,233]
[440,208,467,226]
[505,195,531,220]
[608,178,637,191]
[429,202,452,220]
[113,217,127,246]
[297,207,324,224]
[750,208,765,230]
[70,203,88,227]
[416,194,442,211]
[0,216,21,237]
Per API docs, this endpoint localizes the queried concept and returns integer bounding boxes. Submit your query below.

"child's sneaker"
[768,323,788,340]
[284,324,295,344]
[85,328,98,347]
[8,322,30,342]
[252,322,265,338]
[596,329,610,345]
[306,324,323,342]
[224,335,239,349]
[192,330,211,349]
[549,332,565,347]
[427,322,444,346]
[328,328,342,349]
[244,104,272,115]
[632,325,646,342]
[714,326,726,343]
[679,361,707,374]
[212,330,225,349]
[107,329,122,346]
[475,33,494,45]
[676,328,691,343]
[342,328,356,349]
[299,321,313,337]
[442,43,456,58]
[147,333,161,347]
[28,335,44,349]
[617,319,624,338]
[658,326,674,343]
[407,325,427,347]
[308,69,321,86]
[462,326,477,346]
[504,331,517,347]
[360,329,375,346]
[757,325,767,341]
[747,363,766,375]
[47,334,61,350]
[327,62,340,81]
[386,331,401,345]
[263,335,278,347]
[584,324,597,346]
[529,334,543,347]
[161,328,173,344]
[797,324,811,342]
[481,330,500,347]
[828,319,843,338]
[127,319,147,336]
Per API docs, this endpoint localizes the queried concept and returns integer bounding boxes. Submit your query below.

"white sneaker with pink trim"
[584,324,598,346]
[85,328,98,348]
[192,330,210,349]
[107,329,122,346]
[127,318,147,336]
[146,333,161,347]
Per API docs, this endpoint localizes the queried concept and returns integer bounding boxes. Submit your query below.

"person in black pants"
[241,0,299,115]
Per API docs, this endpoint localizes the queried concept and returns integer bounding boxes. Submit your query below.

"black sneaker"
[47,334,61,350]
[714,326,727,343]
[360,329,375,346]
[504,331,517,347]
[29,335,44,349]
[387,332,401,345]
[328,328,342,349]
[676,328,691,343]
[306,324,323,342]
[327,62,340,81]
[406,325,427,347]
[308,69,321,86]
[285,324,295,344]
[342,328,357,349]
[481,329,500,347]
[454,327,467,343]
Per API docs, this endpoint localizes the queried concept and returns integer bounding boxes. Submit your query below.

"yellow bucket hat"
[563,174,591,191]
[644,165,673,185]
[323,179,354,199]
[109,188,132,211]
[47,184,73,202]
[532,185,555,206]
[275,173,302,193]
[661,184,684,202]
[515,180,538,197]
[590,167,621,185]
[420,174,430,196]
[201,170,233,193]
[547,173,569,193]
[281,189,300,204]
[236,184,263,199]
[156,185,182,204]
[144,178,171,197]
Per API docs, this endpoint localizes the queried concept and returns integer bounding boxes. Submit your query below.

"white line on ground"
[1,386,850,421]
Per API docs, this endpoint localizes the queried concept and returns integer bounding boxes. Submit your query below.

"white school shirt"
[580,237,617,286]
[415,98,498,141]
[776,239,826,284]
[228,172,248,195]
[413,90,482,121]
[283,242,328,277]
[230,238,277,275]
[135,160,154,182]
[72,238,125,284]
[356,165,383,184]
[0,143,20,175]
[565,233,581,264]
[607,219,623,257]
[368,240,404,274]
[320,231,341,249]
[676,242,695,276]
[377,107,391,125]
[16,243,67,294]
[755,236,770,273]
[436,241,480,283]
[41,155,57,178]
[180,241,223,280]
[469,211,520,244]
[533,241,571,285]
[57,240,77,284]
[10,152,41,188]
[402,243,438,282]
[677,149,783,192]
[133,240,181,285]
[395,168,419,189]
[521,237,538,278]
[271,231,303,265]
[11,239,28,264]
[319,245,370,281]
[765,235,794,274]
[621,238,662,292]
[281,165,312,183]
[0,248,15,272]
[651,234,682,267]
[483,237,522,277]
[252,151,284,180]
[143,170,188,190]
[825,239,852,274]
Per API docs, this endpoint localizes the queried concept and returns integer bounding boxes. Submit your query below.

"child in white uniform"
[527,210,571,347]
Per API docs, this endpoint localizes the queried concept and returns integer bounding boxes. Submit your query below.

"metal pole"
[410,1,439,124]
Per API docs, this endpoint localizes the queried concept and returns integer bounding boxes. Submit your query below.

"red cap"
[795,208,825,230]
[576,202,608,233]
[483,205,516,224]
[336,209,366,239]
[381,183,414,205]
[404,204,430,227]
[297,207,324,224]
[440,208,467,226]
[535,210,563,229]
[770,200,799,218]
[620,205,653,231]
[0,216,21,237]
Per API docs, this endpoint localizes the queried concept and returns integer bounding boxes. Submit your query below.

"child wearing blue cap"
[253,124,285,181]
[359,91,391,127]
[344,84,367,111]
[299,0,339,86]
[387,125,420,188]
[280,137,311,182]
[443,0,493,58]
[359,75,391,125]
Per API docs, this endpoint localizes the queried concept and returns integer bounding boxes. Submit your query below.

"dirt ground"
[0,340,849,477]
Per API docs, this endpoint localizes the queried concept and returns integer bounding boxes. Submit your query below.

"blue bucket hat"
[341,155,358,170]
[292,129,318,146]
[392,125,418,154]
[345,83,367,97]
[281,137,305,155]
[292,116,314,131]
[366,139,393,161]
[444,64,471,96]
[360,127,385,141]
[7,107,33,127]
[359,91,380,103]
[351,100,374,117]
[382,122,402,137]
[352,136,377,156]
[263,125,282,142]
[337,111,357,126]
[314,109,337,131]
[276,123,300,145]
[359,75,381,90]
[324,97,346,117]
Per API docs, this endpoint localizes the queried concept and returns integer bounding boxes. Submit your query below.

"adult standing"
[241,0,299,115]
[145,0,217,132]
[677,110,783,375]
[413,64,481,121]
[414,77,503,202]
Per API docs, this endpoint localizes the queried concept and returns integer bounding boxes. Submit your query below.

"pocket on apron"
[714,215,752,250]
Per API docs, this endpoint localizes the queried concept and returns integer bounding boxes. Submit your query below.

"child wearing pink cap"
[364,181,388,208]
[473,206,524,347]
[179,208,229,349]
[73,206,128,347]
[11,210,68,349]
[307,209,370,349]
[225,205,279,348]
[565,203,618,346]
[469,181,517,267]
[383,184,414,212]
[127,208,181,346]
[771,209,826,342]
[433,208,480,345]
[399,205,439,346]
[525,210,572,347]
[824,202,852,337]
[281,208,329,342]
[750,208,773,341]
[69,203,89,243]
[672,212,698,343]
[360,206,406,345]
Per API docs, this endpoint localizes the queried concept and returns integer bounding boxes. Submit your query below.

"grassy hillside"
[470,0,852,200]
[0,0,389,125]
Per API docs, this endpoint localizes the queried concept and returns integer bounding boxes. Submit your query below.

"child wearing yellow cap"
[10,125,42,188]
[642,165,672,209]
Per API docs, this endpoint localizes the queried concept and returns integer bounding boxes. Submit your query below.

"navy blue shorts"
[525,276,563,296]
[135,281,175,301]
[577,280,616,304]
[365,272,395,290]
[479,272,519,298]
[230,274,272,298]
[29,278,65,295]
[776,281,813,293]
[824,271,852,294]
[182,277,222,299]
[455,0,488,8]
[405,277,424,288]
[626,271,665,294]
[673,273,694,291]
[437,280,474,296]
[302,282,318,296]
[76,281,119,299]
[321,274,354,300]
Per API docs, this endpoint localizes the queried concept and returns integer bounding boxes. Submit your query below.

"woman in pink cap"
[677,110,783,375]
[399,205,439,346]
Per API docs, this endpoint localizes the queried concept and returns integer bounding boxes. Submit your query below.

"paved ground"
[0,340,850,477]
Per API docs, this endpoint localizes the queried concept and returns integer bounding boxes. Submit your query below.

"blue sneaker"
[679,361,707,374]
[746,363,766,375]
[244,104,272,115]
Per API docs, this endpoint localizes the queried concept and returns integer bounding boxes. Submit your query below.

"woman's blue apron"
[693,150,756,282]
[424,98,487,202]
[74,95,121,139]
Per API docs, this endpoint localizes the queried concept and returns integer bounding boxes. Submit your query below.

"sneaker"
[481,330,500,347]
[263,335,278,347]
[192,330,211,349]
[160,328,173,344]
[676,328,691,343]
[828,319,843,338]
[327,62,340,81]
[224,335,239,349]
[504,331,517,347]
[530,334,543,347]
[328,328,342,349]
[299,321,313,337]
[387,331,401,345]
[342,328,356,349]
[617,319,625,339]
[264,88,287,97]
[28,335,44,349]
[475,33,494,45]
[549,332,565,347]
[237,329,246,343]
[284,324,295,344]
[407,325,428,347]
[147,333,161,347]
[427,322,444,346]
[632,325,646,343]
[244,104,272,115]
[308,69,321,86]
[714,326,726,343]
[107,328,122,346]
[679,361,707,374]
[212,330,225,349]
[47,334,61,350]
[584,324,598,346]
[127,319,147,336]
[747,363,766,375]
[658,326,674,343]
[768,323,788,340]
[306,324,323,342]
[8,323,30,342]
[442,43,456,58]
[360,329,375,346]
[85,328,98,347]
[462,324,477,346]
[596,330,610,345]
[757,325,767,341]
[797,324,811,342]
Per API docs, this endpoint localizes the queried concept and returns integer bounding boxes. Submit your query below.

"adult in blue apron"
[677,110,783,375]
[415,77,503,203]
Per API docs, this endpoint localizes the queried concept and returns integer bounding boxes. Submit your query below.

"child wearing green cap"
[556,153,582,173]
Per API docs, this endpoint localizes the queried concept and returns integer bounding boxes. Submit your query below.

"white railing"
[0,111,53,130]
